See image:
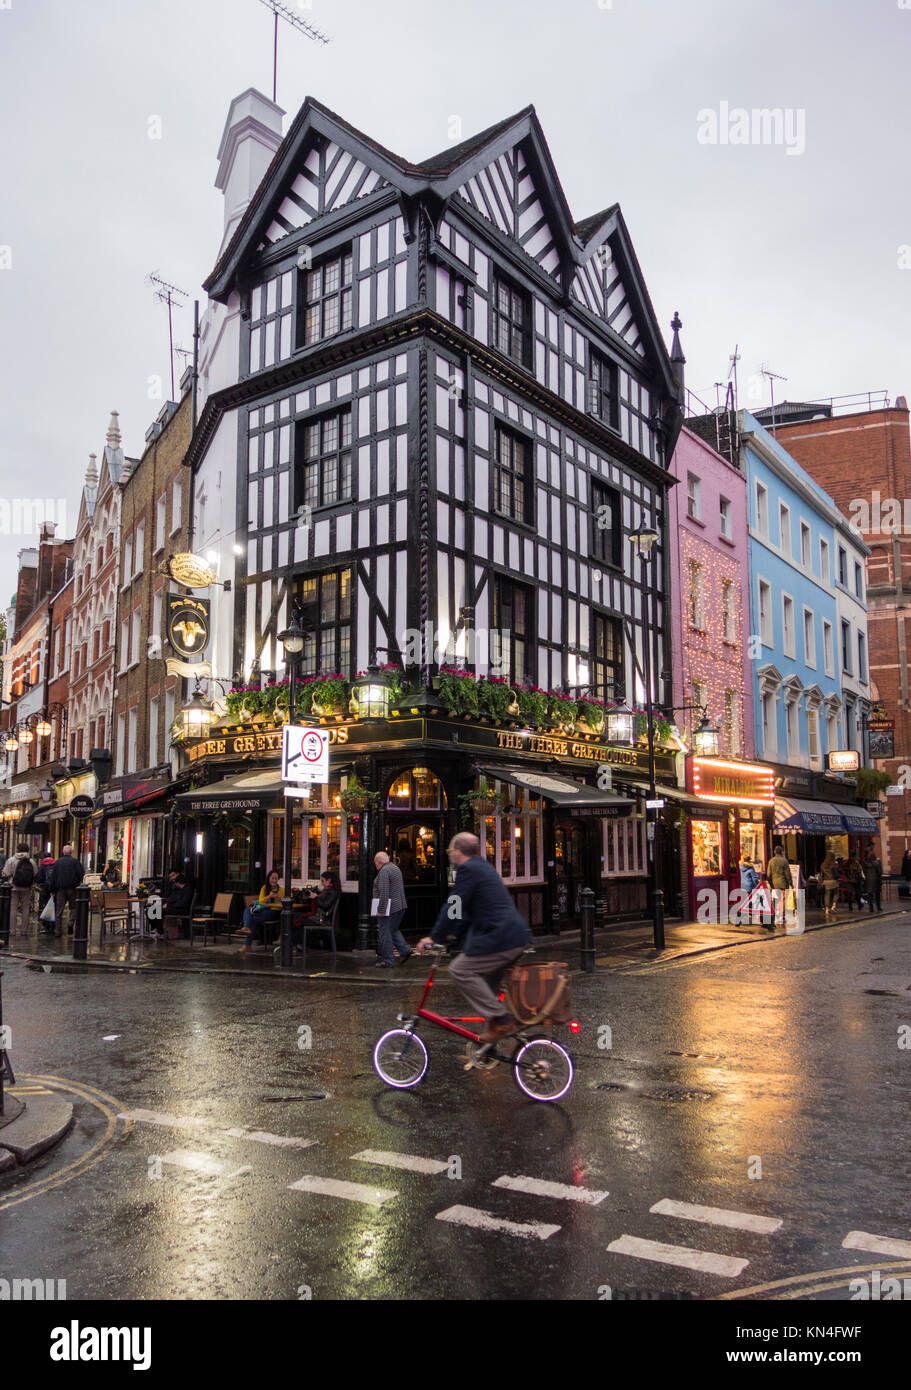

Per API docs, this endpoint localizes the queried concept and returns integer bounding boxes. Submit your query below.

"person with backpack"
[2,842,37,933]
[764,843,793,930]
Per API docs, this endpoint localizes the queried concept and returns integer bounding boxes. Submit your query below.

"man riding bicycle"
[416,831,532,1044]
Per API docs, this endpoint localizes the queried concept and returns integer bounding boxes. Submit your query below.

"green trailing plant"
[548,693,576,724]
[577,698,606,731]
[634,711,673,745]
[339,772,380,814]
[436,667,479,717]
[517,686,549,728]
[854,766,892,800]
[309,676,348,714]
[478,677,513,721]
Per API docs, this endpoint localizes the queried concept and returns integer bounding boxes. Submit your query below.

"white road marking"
[436,1205,561,1240]
[118,1109,206,1130]
[492,1175,608,1205]
[158,1150,232,1177]
[351,1149,450,1175]
[289,1176,398,1207]
[650,1198,782,1234]
[843,1230,911,1259]
[606,1234,748,1277]
[223,1128,318,1149]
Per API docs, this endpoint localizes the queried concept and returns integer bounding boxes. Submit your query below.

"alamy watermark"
[697,102,806,157]
[0,498,68,536]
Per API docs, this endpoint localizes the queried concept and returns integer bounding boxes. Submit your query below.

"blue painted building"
[739,411,875,866]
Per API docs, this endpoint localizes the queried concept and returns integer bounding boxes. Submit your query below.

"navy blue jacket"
[431,854,532,956]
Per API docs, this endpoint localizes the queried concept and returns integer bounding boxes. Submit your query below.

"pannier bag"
[504,961,573,1026]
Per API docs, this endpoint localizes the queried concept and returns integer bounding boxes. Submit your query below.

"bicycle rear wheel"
[513,1036,573,1102]
[373,1028,429,1089]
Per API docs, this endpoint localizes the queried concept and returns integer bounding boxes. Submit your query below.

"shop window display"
[692,819,723,876]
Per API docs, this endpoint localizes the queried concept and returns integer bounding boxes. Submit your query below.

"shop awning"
[20,808,51,833]
[477,766,635,813]
[774,798,846,834]
[174,770,285,815]
[47,807,68,821]
[840,807,879,835]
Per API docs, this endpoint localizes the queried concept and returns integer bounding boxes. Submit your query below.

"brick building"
[105,388,192,888]
[760,398,911,872]
[0,526,74,858]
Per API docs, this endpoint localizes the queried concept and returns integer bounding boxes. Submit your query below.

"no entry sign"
[282,725,329,784]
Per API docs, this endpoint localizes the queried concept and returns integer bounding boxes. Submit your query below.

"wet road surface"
[2,914,910,1300]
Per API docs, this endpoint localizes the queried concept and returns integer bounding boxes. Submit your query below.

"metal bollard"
[280,896,294,969]
[0,881,9,949]
[72,884,90,962]
[579,886,596,973]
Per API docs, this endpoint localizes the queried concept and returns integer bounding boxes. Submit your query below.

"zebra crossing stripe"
[436,1205,561,1240]
[607,1234,748,1277]
[492,1175,608,1205]
[289,1176,398,1207]
[118,1109,206,1130]
[158,1150,250,1178]
[223,1128,317,1149]
[351,1149,450,1174]
[650,1198,782,1233]
[843,1230,911,1259]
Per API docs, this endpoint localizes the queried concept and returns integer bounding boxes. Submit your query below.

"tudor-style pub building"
[180,91,685,942]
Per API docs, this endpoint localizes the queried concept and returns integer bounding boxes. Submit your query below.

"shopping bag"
[40,898,55,924]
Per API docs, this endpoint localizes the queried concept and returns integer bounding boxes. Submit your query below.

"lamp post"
[278,607,306,968]
[629,522,665,950]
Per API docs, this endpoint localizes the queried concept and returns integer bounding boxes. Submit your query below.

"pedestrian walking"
[863,848,883,913]
[901,847,911,882]
[35,852,56,925]
[371,852,411,967]
[765,843,793,930]
[1,842,37,933]
[416,831,533,1043]
[845,854,865,911]
[738,852,759,925]
[819,852,840,920]
[48,843,84,937]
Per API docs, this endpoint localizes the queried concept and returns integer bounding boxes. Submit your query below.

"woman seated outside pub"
[239,871,283,954]
[294,872,341,934]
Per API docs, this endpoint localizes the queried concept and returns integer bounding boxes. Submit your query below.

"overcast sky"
[1,0,908,606]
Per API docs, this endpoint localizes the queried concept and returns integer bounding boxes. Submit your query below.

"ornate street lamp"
[180,687,215,739]
[277,603,309,969]
[35,717,53,738]
[606,699,635,748]
[693,714,721,758]
[629,519,665,951]
[350,665,394,720]
[19,726,34,746]
[4,734,18,753]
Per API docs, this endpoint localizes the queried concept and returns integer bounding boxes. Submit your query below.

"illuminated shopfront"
[683,756,776,919]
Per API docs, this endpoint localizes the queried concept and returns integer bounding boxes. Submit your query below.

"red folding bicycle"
[372,946,575,1102]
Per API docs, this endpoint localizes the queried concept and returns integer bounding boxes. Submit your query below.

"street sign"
[281,724,329,784]
[645,798,666,810]
[886,785,904,796]
[866,800,886,818]
[283,785,312,799]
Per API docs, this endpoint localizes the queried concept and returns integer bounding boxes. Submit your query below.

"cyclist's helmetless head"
[448,833,479,864]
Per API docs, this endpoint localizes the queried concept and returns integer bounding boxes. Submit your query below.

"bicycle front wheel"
[513,1037,573,1102]
[373,1028,429,1089]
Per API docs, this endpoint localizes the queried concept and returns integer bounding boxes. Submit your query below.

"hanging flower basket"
[339,772,380,815]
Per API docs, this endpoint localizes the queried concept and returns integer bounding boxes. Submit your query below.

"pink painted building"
[667,424,754,759]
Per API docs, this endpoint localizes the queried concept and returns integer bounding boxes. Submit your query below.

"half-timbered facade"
[183,94,684,938]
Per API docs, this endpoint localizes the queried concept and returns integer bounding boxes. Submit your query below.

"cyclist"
[416,831,532,1044]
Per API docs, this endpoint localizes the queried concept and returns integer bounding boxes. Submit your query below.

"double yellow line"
[0,1074,132,1212]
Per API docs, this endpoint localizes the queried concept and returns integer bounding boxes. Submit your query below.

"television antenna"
[727,344,741,410]
[761,364,788,432]
[147,273,188,401]
[255,0,330,104]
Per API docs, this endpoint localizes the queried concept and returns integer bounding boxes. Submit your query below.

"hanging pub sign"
[166,553,219,589]
[166,596,210,658]
[827,750,860,772]
[69,795,95,819]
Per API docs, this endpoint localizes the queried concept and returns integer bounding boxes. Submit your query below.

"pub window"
[492,424,531,524]
[294,408,353,511]
[492,577,533,685]
[385,771,445,811]
[591,612,623,705]
[297,568,353,678]
[591,481,621,568]
[476,778,543,883]
[491,272,531,368]
[298,246,353,347]
[587,349,619,429]
[602,815,646,877]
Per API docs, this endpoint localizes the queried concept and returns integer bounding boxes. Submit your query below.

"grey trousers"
[448,947,526,1022]
[11,886,31,929]
[376,909,408,964]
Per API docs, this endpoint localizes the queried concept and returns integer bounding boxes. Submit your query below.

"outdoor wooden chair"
[299,897,340,967]
[191,891,234,946]
[99,890,131,942]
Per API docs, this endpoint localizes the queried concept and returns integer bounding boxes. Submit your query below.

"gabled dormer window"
[491,272,531,368]
[299,247,353,347]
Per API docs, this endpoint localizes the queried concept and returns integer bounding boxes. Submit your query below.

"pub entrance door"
[553,820,597,925]
[385,819,446,937]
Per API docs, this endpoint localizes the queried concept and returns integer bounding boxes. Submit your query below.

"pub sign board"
[166,596,210,659]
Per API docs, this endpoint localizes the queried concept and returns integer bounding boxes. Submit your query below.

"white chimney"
[215,89,285,255]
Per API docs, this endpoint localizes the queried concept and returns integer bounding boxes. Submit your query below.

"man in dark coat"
[48,844,84,937]
[417,831,532,1043]
[863,849,883,913]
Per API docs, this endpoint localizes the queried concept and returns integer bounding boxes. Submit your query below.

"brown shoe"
[480,1016,518,1044]
[238,945,252,956]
